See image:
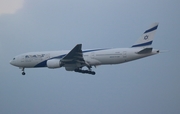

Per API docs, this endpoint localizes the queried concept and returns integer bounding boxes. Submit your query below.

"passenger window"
[25,55,29,58]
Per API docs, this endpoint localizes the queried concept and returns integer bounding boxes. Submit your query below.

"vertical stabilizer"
[132,23,158,47]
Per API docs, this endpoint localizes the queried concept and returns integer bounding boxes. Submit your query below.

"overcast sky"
[0,0,180,114]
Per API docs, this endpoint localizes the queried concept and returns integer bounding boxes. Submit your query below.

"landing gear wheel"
[74,69,96,75]
[91,71,96,75]
[22,72,25,75]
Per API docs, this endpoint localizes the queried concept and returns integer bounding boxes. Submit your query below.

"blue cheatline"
[144,25,158,33]
[132,41,153,47]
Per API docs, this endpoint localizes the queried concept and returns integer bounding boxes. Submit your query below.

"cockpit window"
[13,58,15,60]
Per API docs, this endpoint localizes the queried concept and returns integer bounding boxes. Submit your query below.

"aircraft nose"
[10,60,13,65]
[10,57,20,67]
[10,59,16,66]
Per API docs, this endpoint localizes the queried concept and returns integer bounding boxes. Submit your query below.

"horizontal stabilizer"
[137,48,152,54]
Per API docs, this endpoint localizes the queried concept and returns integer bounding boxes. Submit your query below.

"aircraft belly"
[94,55,124,65]
[84,58,101,65]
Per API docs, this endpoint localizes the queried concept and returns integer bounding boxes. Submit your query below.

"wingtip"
[76,44,82,47]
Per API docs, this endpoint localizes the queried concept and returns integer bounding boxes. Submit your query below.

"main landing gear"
[74,69,96,75]
[21,68,26,75]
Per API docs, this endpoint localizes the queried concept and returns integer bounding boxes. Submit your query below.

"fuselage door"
[91,52,95,59]
[21,55,25,62]
[25,55,32,62]
[43,54,50,60]
[123,51,127,61]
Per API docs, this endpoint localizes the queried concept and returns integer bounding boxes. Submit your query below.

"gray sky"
[0,0,180,114]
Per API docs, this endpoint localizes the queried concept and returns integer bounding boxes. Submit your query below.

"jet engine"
[47,59,62,69]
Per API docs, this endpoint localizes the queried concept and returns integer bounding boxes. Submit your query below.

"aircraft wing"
[60,44,85,64]
[60,44,94,74]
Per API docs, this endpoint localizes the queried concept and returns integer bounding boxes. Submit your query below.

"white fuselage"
[9,23,160,75]
[10,47,159,69]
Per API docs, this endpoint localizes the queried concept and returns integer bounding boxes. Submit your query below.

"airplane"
[10,23,160,75]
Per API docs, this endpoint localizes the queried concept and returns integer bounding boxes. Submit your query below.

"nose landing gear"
[21,68,26,75]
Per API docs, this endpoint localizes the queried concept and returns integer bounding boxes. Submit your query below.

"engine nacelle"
[47,59,62,69]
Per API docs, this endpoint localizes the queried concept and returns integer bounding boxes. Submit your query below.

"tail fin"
[132,23,159,47]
